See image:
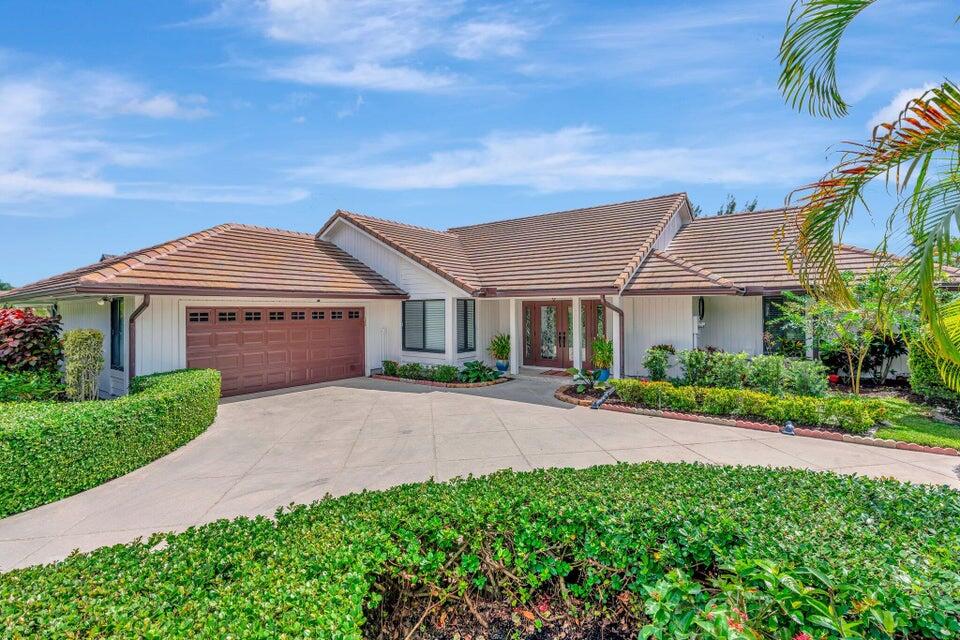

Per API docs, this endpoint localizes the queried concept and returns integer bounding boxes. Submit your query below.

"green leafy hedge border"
[0,368,220,518]
[2,464,958,638]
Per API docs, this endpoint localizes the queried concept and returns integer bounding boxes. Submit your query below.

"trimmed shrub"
[0,370,63,402]
[610,378,882,433]
[2,464,959,638]
[381,360,399,376]
[705,351,749,388]
[786,358,828,397]
[641,346,671,381]
[908,342,960,411]
[676,348,710,386]
[430,364,459,383]
[746,354,787,395]
[63,329,104,401]
[0,368,220,517]
[0,308,62,372]
[396,362,426,380]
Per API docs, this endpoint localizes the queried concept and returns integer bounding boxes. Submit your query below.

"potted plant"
[592,335,614,381]
[487,333,511,372]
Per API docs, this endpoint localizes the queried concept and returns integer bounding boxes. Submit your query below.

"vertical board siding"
[697,296,763,355]
[476,298,507,366]
[624,296,694,377]
[58,299,117,396]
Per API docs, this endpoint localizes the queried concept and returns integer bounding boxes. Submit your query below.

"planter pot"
[495,359,509,372]
[596,368,610,382]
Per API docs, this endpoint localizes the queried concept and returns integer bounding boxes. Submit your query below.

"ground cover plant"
[611,378,882,433]
[0,368,220,517]
[2,463,958,638]
[873,396,960,450]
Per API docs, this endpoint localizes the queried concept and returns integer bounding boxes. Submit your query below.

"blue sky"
[2,0,957,285]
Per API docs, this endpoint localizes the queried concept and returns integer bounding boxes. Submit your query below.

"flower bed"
[371,373,511,388]
[3,464,959,638]
[0,368,220,517]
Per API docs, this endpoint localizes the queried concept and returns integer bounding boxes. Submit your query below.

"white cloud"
[293,126,826,193]
[336,94,365,119]
[207,0,532,91]
[267,56,456,91]
[868,84,937,131]
[0,59,306,206]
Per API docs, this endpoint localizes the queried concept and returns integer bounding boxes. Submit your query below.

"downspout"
[599,294,625,379]
[128,294,151,380]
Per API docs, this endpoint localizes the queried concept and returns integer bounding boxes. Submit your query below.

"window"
[331,310,343,320]
[218,311,237,322]
[291,311,306,320]
[403,299,445,352]
[188,311,209,323]
[244,310,262,322]
[269,311,285,321]
[456,299,475,353]
[348,310,361,319]
[762,296,805,356]
[110,298,124,371]
[312,310,324,320]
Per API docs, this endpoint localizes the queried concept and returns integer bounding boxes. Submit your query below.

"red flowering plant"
[0,308,63,372]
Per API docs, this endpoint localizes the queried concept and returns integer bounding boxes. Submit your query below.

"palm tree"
[777,0,960,388]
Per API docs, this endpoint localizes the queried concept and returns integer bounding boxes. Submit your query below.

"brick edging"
[553,387,960,457]
[371,374,512,389]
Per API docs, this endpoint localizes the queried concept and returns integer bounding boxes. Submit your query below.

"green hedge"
[611,379,882,433]
[2,464,958,638]
[0,370,63,402]
[0,368,220,518]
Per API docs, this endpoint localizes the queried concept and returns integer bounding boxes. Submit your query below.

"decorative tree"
[63,329,104,401]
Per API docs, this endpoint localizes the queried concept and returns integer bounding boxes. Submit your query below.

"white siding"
[324,219,467,299]
[475,298,508,366]
[133,294,401,382]
[58,297,130,397]
[697,296,763,355]
[623,295,694,377]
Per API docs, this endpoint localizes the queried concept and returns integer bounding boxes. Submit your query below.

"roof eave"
[72,283,409,300]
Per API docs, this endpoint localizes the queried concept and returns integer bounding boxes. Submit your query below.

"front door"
[523,301,573,368]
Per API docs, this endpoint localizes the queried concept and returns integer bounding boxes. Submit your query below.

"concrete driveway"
[2,376,958,571]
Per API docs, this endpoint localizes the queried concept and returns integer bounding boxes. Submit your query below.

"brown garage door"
[186,306,365,396]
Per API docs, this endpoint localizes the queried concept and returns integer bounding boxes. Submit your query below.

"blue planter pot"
[495,360,509,372]
[596,368,610,382]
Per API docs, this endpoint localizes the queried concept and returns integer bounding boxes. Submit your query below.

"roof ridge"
[338,210,456,236]
[222,222,314,238]
[448,192,688,231]
[79,224,238,284]
[650,250,742,290]
[691,206,801,222]
[612,194,688,291]
[326,210,479,294]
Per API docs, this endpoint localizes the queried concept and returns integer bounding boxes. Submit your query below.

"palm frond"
[783,82,960,303]
[779,0,878,118]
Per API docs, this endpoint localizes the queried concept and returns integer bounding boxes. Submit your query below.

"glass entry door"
[522,301,572,368]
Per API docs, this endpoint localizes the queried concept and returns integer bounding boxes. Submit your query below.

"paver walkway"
[2,376,957,571]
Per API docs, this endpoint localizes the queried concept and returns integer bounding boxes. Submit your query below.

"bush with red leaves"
[0,308,63,372]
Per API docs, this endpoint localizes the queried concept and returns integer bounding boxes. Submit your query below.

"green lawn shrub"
[610,379,881,433]
[785,358,829,397]
[746,354,788,395]
[431,364,459,383]
[382,360,500,384]
[0,370,63,402]
[676,348,710,385]
[705,351,749,388]
[908,341,959,412]
[2,464,958,639]
[381,360,399,376]
[0,368,220,518]
[62,329,104,401]
[641,346,671,381]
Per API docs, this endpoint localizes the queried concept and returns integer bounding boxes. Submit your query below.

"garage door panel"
[187,305,365,396]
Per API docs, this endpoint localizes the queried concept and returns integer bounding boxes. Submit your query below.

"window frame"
[456,298,476,353]
[109,298,124,371]
[402,299,446,353]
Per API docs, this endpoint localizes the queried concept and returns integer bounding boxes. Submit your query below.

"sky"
[1,0,958,286]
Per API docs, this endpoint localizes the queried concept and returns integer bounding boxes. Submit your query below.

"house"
[1,193,887,397]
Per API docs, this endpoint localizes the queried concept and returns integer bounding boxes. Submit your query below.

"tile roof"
[1,223,407,302]
[625,208,894,294]
[321,194,689,294]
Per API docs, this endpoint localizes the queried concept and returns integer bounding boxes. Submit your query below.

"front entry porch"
[518,299,606,371]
